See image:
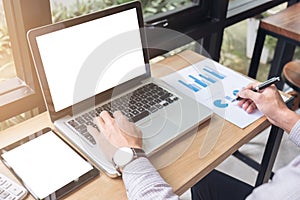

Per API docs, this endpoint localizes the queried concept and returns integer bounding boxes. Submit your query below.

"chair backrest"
[283,60,300,92]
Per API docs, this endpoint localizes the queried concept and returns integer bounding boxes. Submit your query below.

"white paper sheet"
[2,131,93,199]
[161,58,264,128]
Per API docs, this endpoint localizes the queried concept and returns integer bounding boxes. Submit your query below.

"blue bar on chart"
[203,67,225,79]
[178,80,200,92]
[225,95,233,101]
[188,75,207,88]
[199,73,216,83]
[191,84,201,90]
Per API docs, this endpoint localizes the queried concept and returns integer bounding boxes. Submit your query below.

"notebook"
[27,1,212,177]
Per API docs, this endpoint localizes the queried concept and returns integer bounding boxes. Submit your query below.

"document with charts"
[161,58,263,128]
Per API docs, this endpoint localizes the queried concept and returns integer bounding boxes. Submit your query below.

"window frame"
[145,0,228,58]
[0,0,51,121]
[226,0,292,26]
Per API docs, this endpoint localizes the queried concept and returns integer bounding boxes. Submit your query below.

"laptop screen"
[34,7,147,112]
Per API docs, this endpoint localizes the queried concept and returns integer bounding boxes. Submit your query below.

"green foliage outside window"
[0,0,192,80]
[0,25,10,57]
[0,15,13,82]
[51,0,193,22]
[0,0,192,60]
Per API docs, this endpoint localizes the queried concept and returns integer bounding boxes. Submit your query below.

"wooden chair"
[282,60,300,110]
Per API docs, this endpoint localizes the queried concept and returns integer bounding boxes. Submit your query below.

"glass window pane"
[228,0,256,10]
[50,0,197,22]
[0,2,16,84]
[227,0,273,17]
[142,0,196,18]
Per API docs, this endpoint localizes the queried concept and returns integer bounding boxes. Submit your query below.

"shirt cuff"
[123,157,157,174]
[289,119,300,147]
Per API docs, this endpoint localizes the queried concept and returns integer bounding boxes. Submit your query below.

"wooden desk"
[0,50,278,199]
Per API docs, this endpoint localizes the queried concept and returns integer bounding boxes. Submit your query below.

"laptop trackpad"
[138,115,179,154]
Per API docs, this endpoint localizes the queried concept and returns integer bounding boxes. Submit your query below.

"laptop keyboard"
[66,83,179,145]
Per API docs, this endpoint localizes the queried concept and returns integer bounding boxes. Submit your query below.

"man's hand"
[88,111,142,161]
[237,82,300,133]
[237,82,286,115]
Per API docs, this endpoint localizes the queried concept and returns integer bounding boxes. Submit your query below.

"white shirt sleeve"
[122,157,179,200]
[246,119,300,200]
[289,119,300,147]
[246,155,300,200]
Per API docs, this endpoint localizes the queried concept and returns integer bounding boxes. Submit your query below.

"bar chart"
[177,66,226,93]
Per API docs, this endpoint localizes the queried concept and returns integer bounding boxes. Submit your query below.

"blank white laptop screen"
[35,8,146,112]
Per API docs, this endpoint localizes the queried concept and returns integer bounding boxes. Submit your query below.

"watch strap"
[131,148,146,159]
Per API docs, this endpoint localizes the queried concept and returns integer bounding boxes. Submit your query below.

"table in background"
[248,1,300,90]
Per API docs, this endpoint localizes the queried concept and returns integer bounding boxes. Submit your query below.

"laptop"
[27,1,212,177]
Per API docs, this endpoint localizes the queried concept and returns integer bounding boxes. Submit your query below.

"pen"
[231,76,280,102]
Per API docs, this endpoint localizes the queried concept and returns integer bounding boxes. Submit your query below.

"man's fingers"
[87,125,104,143]
[113,111,128,127]
[237,98,248,107]
[113,110,126,121]
[237,87,261,114]
[113,110,142,138]
[245,82,260,90]
[87,125,116,161]
[246,101,257,113]
[238,88,260,102]
[95,115,105,126]
[99,111,114,125]
[93,117,105,134]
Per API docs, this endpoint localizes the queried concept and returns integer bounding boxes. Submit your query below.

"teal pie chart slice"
[213,99,229,108]
[233,89,239,96]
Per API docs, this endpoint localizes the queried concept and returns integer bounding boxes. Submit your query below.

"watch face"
[114,147,134,167]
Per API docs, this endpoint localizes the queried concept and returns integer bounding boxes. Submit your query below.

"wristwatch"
[112,147,146,174]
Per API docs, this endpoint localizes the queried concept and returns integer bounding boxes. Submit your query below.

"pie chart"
[213,99,228,108]
[233,89,239,96]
